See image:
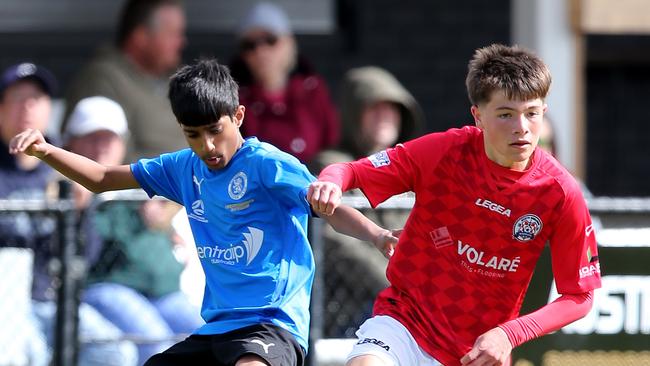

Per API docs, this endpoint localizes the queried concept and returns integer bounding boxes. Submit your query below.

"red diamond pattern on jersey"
[348,127,600,366]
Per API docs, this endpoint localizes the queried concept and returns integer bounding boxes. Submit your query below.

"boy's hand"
[9,128,49,158]
[307,181,342,216]
[373,229,401,258]
[460,327,512,366]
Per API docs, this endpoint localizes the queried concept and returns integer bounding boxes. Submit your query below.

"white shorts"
[346,315,443,366]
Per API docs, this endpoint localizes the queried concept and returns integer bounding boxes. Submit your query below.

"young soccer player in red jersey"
[308,44,601,366]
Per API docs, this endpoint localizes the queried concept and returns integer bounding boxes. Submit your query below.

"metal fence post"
[53,181,81,366]
[307,216,325,366]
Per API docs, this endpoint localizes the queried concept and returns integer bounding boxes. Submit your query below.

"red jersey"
[345,126,601,366]
[239,74,340,163]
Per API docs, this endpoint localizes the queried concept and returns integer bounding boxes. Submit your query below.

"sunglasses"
[240,34,279,52]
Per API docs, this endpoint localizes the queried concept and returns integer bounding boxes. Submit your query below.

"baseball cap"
[237,2,292,38]
[64,96,129,142]
[0,62,57,97]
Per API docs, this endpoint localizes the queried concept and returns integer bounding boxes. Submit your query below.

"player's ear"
[470,105,483,129]
[233,105,245,127]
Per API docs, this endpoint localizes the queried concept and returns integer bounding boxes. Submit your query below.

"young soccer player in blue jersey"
[9,59,397,366]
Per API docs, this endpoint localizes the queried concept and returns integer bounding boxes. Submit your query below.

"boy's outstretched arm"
[317,204,399,259]
[9,129,139,193]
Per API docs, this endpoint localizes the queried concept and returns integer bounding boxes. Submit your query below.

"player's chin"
[510,146,533,160]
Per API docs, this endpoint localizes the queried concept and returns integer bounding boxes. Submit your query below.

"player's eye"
[498,113,511,119]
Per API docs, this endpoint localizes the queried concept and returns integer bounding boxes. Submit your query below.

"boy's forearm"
[41,144,138,192]
[323,205,386,242]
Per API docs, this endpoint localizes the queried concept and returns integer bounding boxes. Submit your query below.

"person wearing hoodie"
[310,66,424,337]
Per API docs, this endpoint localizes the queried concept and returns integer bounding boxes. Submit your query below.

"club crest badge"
[228,172,247,200]
[513,214,542,242]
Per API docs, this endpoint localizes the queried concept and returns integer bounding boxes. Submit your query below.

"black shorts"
[143,323,305,366]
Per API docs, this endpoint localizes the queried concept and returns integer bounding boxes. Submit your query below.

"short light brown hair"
[466,44,551,106]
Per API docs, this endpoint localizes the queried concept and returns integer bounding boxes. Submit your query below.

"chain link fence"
[0,182,79,366]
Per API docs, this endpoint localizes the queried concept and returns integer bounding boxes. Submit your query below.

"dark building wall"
[0,0,511,135]
[303,0,512,133]
[586,35,650,196]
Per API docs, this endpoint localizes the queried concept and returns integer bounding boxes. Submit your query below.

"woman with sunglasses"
[229,2,340,164]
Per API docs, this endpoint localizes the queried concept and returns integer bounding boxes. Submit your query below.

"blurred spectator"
[0,63,137,366]
[311,66,424,336]
[64,96,203,366]
[538,115,595,198]
[230,1,340,163]
[63,0,186,162]
[537,116,602,236]
[538,115,557,159]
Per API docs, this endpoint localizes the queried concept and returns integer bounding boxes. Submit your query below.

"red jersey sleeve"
[347,129,465,207]
[549,182,601,294]
[499,291,593,347]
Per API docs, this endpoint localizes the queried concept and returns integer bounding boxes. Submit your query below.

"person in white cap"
[63,96,204,366]
[64,96,130,207]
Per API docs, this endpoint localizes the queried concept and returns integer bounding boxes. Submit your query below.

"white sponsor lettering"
[197,244,245,265]
[196,227,264,266]
[457,240,520,273]
[579,262,601,279]
[475,198,512,217]
[549,276,650,335]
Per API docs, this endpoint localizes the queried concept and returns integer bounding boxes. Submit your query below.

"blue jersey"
[131,137,316,350]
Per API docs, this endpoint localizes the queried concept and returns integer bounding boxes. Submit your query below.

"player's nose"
[513,114,530,135]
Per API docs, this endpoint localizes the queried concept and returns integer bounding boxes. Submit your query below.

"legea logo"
[475,198,511,217]
[197,227,264,266]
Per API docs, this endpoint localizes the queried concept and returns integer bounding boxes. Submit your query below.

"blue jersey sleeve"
[260,152,316,214]
[130,150,192,204]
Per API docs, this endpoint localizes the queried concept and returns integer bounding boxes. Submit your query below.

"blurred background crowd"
[1,1,649,365]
